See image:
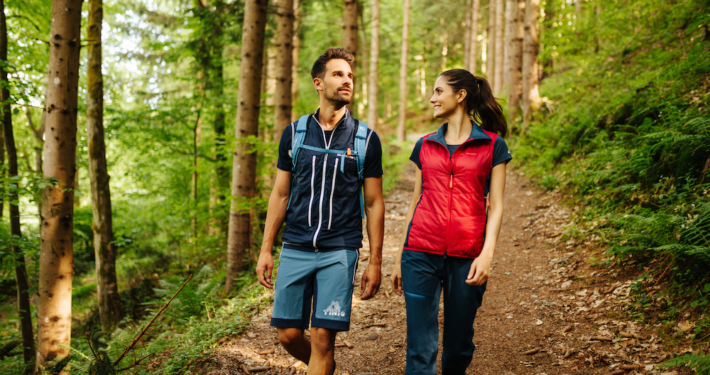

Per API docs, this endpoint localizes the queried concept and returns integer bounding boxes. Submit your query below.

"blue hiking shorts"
[271,247,359,332]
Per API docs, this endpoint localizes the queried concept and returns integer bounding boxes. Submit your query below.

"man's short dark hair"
[311,48,355,80]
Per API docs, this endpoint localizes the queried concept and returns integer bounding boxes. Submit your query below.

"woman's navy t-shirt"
[410,136,512,195]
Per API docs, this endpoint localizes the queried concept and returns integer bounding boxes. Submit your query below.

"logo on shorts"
[323,301,346,317]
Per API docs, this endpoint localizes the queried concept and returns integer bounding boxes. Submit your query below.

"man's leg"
[307,327,337,375]
[277,328,311,364]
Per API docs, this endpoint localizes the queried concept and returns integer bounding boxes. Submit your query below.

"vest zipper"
[313,155,329,248]
[308,155,316,227]
[328,158,339,230]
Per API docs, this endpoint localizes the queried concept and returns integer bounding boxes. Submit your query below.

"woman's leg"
[441,256,486,375]
[401,250,444,375]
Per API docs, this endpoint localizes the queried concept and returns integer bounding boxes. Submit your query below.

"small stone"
[365,334,379,341]
[531,295,538,298]
[536,320,543,326]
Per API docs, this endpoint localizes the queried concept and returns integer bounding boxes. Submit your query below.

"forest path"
[199,164,679,375]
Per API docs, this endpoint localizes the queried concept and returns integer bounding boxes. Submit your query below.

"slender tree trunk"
[469,0,480,74]
[1,2,35,370]
[494,0,505,94]
[503,0,516,88]
[86,0,122,333]
[522,0,541,130]
[212,2,228,237]
[274,0,294,137]
[367,0,380,131]
[37,0,83,370]
[396,0,410,142]
[343,0,358,114]
[226,0,268,293]
[508,0,525,126]
[291,0,300,122]
[463,0,471,71]
[487,0,495,82]
[26,107,45,222]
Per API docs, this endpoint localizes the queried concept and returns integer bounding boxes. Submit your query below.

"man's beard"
[324,84,352,108]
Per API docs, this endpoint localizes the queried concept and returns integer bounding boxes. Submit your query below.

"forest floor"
[194,163,695,375]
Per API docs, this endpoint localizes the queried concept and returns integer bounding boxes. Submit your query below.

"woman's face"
[429,76,463,119]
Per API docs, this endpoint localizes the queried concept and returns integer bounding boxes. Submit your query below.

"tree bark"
[396,0,410,142]
[487,0,495,83]
[343,0,358,114]
[367,0,379,131]
[1,1,35,370]
[225,0,268,293]
[37,0,83,370]
[503,0,516,88]
[86,0,122,333]
[213,1,228,237]
[274,0,294,137]
[522,0,541,130]
[469,0,480,74]
[291,0,300,122]
[463,0,471,71]
[507,0,525,126]
[494,0,505,94]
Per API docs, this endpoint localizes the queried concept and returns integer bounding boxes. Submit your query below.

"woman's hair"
[439,69,508,137]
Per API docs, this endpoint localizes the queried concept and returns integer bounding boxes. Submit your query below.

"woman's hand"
[466,253,492,285]
[391,261,404,296]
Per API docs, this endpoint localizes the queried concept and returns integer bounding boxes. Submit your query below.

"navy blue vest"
[282,112,373,251]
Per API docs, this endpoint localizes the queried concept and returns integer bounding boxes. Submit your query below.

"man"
[256,48,384,375]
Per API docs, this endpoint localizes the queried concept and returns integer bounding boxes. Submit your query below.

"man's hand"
[466,253,492,286]
[256,251,275,289]
[360,263,381,299]
[390,262,403,296]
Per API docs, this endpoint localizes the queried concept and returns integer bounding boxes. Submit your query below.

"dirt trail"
[200,164,685,375]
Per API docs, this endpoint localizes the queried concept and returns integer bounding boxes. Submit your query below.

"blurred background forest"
[0,0,709,373]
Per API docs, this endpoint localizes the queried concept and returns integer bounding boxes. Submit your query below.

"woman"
[391,69,511,375]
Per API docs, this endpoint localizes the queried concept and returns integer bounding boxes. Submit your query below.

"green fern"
[150,265,220,321]
[661,351,710,374]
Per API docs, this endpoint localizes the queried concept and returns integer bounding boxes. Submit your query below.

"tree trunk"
[225,0,268,294]
[1,1,35,370]
[343,0,358,114]
[26,106,45,223]
[494,0,505,94]
[503,0,516,88]
[463,0,471,71]
[507,0,525,126]
[469,0,480,74]
[367,0,379,131]
[291,0,300,122]
[213,1,228,237]
[37,0,82,370]
[86,0,122,333]
[274,0,294,137]
[486,0,495,82]
[522,0,541,130]
[396,0,410,142]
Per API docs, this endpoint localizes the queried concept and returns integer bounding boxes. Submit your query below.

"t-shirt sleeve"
[409,137,424,170]
[492,136,513,167]
[364,130,384,178]
[276,123,295,171]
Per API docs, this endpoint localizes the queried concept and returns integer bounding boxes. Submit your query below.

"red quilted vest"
[404,123,498,259]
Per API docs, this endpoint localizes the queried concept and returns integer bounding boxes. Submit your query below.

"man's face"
[314,59,354,107]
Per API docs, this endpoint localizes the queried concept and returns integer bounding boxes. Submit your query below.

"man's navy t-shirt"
[410,136,512,195]
[276,115,383,178]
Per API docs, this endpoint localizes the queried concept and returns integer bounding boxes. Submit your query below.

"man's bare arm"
[360,176,384,299]
[256,169,292,288]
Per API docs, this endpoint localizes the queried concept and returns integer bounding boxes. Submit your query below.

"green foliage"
[662,351,710,374]
[149,265,222,321]
[515,0,710,286]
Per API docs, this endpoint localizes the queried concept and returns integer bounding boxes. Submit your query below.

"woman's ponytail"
[439,69,508,137]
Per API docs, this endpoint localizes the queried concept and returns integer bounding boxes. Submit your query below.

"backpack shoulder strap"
[354,121,369,218]
[354,121,369,181]
[291,115,310,171]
